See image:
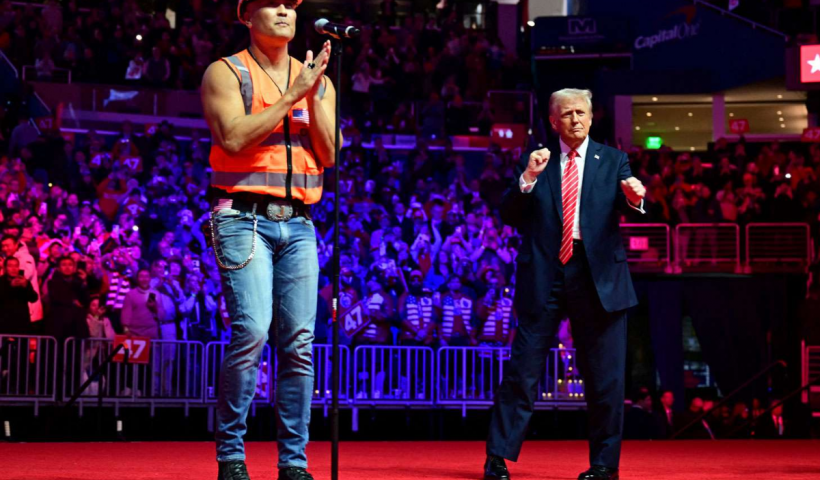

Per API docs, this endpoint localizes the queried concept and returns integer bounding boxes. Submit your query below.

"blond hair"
[549,88,593,115]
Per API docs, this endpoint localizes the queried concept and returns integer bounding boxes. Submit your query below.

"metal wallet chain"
[210,203,258,271]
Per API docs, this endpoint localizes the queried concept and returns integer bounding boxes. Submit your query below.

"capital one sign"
[635,21,701,50]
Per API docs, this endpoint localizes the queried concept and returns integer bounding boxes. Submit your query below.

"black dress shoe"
[578,465,619,480]
[218,461,251,480]
[278,467,314,480]
[484,455,510,480]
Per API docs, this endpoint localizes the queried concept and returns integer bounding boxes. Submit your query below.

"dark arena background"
[1,0,820,479]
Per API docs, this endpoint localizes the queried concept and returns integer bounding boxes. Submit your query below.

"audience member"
[655,390,675,439]
[121,269,162,339]
[44,256,90,342]
[624,387,657,440]
[675,397,715,440]
[0,256,39,334]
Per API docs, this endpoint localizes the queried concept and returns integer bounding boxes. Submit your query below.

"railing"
[746,223,812,271]
[204,341,273,404]
[3,337,593,414]
[352,346,435,406]
[63,338,205,412]
[675,223,740,272]
[0,335,57,412]
[436,347,583,413]
[618,222,812,273]
[804,344,820,416]
[22,65,72,84]
[693,0,789,39]
[437,346,508,408]
[312,344,351,406]
[619,223,671,272]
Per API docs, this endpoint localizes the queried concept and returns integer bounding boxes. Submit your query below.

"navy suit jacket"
[501,137,639,314]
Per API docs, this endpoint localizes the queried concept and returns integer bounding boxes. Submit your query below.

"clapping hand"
[308,41,331,101]
[289,44,330,103]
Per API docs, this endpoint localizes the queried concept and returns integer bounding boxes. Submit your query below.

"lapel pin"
[594,154,600,159]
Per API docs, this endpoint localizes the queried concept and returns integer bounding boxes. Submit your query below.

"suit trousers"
[486,241,627,469]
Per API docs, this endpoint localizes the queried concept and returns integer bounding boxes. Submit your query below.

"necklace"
[248,47,291,96]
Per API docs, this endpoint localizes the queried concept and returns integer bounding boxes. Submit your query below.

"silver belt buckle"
[266,202,293,222]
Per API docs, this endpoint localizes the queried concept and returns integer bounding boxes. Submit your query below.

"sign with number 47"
[112,335,151,364]
[341,302,371,337]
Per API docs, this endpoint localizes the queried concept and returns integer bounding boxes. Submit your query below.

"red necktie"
[559,150,580,265]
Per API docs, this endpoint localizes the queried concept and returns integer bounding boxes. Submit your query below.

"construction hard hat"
[237,0,302,22]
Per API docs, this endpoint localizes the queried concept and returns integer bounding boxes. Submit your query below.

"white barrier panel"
[353,346,434,405]
[436,346,509,406]
[675,223,740,271]
[436,346,584,408]
[746,223,811,270]
[619,224,671,271]
[63,338,205,402]
[312,344,351,405]
[0,335,57,401]
[204,342,273,403]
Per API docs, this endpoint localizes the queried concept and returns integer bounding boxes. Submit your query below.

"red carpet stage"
[2,440,819,479]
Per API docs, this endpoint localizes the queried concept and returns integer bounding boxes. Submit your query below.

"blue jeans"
[213,207,318,469]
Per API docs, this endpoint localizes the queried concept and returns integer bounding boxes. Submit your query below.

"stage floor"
[2,440,819,479]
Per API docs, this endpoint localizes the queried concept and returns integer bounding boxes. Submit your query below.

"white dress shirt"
[519,136,644,240]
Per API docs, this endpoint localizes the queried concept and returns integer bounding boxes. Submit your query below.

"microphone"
[314,19,360,39]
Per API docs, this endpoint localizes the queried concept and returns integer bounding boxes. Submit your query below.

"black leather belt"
[212,191,311,222]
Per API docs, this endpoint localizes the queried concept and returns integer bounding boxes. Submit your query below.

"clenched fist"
[522,148,551,184]
[620,177,646,205]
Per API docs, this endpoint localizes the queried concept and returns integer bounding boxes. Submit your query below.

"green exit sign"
[645,137,663,149]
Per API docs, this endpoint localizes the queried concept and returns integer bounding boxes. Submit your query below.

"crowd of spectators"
[0,1,817,417]
[632,139,820,232]
[624,388,802,440]
[0,0,525,137]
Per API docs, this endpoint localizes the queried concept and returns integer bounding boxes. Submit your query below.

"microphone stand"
[329,36,343,480]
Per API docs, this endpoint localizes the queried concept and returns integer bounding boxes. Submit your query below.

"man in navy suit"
[484,89,646,480]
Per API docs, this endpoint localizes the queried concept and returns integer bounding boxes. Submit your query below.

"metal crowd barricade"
[746,223,812,272]
[0,335,58,413]
[352,346,434,406]
[435,346,585,413]
[63,337,205,415]
[204,341,273,404]
[675,223,740,272]
[312,344,351,407]
[619,224,671,272]
[535,347,585,406]
[23,65,72,83]
[436,346,510,413]
[802,343,820,413]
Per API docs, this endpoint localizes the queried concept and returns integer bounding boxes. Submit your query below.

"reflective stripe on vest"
[211,171,323,189]
[225,55,253,115]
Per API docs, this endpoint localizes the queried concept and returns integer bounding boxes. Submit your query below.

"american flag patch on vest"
[292,108,310,125]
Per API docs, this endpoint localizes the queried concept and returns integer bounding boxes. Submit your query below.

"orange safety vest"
[209,49,323,204]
